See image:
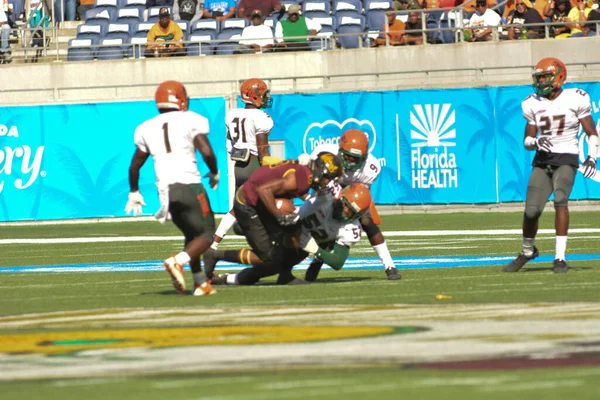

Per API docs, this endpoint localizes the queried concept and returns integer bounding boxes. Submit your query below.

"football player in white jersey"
[305,129,401,281]
[212,183,372,285]
[505,57,599,274]
[211,78,274,250]
[125,80,221,296]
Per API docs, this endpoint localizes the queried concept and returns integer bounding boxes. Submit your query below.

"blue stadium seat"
[190,19,220,35]
[76,23,103,41]
[147,6,172,23]
[7,0,25,24]
[336,14,367,49]
[93,0,118,16]
[116,8,142,33]
[333,0,362,15]
[187,33,216,56]
[220,18,247,36]
[175,20,191,40]
[68,38,96,61]
[439,10,467,44]
[263,16,277,33]
[129,35,148,58]
[122,0,147,18]
[97,37,128,60]
[135,22,155,35]
[104,23,131,40]
[215,32,242,55]
[303,0,331,16]
[85,10,112,35]
[364,0,392,31]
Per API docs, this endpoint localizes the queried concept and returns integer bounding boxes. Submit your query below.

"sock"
[373,242,395,270]
[522,237,535,256]
[174,251,191,266]
[214,212,237,244]
[555,236,567,261]
[193,272,206,286]
[226,273,238,285]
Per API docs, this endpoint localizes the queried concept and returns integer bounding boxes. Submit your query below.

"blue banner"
[0,98,228,222]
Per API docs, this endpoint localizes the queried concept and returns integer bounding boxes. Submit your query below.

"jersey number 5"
[302,214,328,241]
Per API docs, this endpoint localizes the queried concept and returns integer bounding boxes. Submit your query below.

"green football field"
[1,211,600,400]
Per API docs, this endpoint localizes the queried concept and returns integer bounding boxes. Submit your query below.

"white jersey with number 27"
[522,88,592,155]
[134,110,209,188]
[298,191,362,249]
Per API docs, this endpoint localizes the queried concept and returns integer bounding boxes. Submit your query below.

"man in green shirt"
[274,4,321,51]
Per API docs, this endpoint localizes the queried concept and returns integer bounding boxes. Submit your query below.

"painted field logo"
[303,118,377,154]
[409,104,458,189]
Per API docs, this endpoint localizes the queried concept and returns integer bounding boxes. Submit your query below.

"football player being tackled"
[212,182,372,286]
[505,57,599,274]
[125,80,220,296]
[304,128,401,281]
[210,78,274,250]
[204,152,344,285]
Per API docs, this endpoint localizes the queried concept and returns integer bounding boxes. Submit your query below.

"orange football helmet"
[240,78,271,108]
[532,57,567,97]
[335,183,372,222]
[339,129,369,171]
[155,80,189,111]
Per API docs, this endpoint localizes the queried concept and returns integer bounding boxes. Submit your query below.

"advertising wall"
[1,83,599,222]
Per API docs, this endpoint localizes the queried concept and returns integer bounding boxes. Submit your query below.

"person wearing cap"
[236,9,274,53]
[237,0,282,20]
[506,0,545,39]
[274,4,321,51]
[203,0,237,21]
[544,0,572,37]
[146,7,186,57]
[465,0,502,41]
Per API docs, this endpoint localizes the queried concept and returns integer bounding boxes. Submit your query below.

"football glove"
[125,191,146,216]
[535,137,553,152]
[297,153,311,166]
[276,211,300,226]
[205,171,220,190]
[582,156,597,178]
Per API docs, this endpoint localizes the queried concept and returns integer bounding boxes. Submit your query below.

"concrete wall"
[2,38,600,105]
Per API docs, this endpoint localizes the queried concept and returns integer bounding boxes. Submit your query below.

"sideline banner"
[0,98,228,222]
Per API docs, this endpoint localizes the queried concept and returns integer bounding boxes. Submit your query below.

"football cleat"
[203,249,218,280]
[553,259,568,273]
[211,274,229,285]
[503,246,539,272]
[193,281,217,296]
[385,267,402,280]
[164,256,186,294]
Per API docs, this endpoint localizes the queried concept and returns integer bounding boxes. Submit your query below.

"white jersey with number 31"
[134,110,209,187]
[310,143,380,187]
[226,108,273,156]
[522,88,592,155]
[299,192,362,248]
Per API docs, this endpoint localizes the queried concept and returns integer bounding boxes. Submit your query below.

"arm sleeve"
[521,100,536,125]
[316,243,350,270]
[306,17,321,32]
[576,90,592,119]
[173,0,180,20]
[275,21,283,42]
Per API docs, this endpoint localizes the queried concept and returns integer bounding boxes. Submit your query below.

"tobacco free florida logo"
[303,118,376,154]
[409,104,458,189]
[0,124,46,194]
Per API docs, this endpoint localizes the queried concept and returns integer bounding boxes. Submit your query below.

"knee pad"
[553,188,569,207]
[524,205,543,220]
[361,218,381,238]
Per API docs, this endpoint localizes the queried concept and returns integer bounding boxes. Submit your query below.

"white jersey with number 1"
[134,110,209,188]
[522,88,592,155]
[310,143,380,187]
[298,192,362,249]
[226,108,273,156]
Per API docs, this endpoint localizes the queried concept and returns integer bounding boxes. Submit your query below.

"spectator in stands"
[465,0,502,41]
[506,0,545,39]
[394,0,425,10]
[55,0,76,21]
[146,0,175,21]
[0,3,10,63]
[567,0,593,36]
[403,11,424,44]
[28,1,50,63]
[203,0,236,21]
[544,0,572,37]
[274,4,320,51]
[77,0,95,21]
[146,7,185,57]
[173,0,203,21]
[238,0,282,20]
[373,8,405,46]
[587,0,600,34]
[236,9,274,53]
[460,0,497,13]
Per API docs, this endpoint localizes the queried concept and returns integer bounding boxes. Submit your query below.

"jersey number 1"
[162,123,172,153]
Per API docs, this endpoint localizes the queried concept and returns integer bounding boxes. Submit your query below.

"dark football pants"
[234,156,261,192]
[524,165,576,220]
[168,183,216,246]
[233,199,295,285]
